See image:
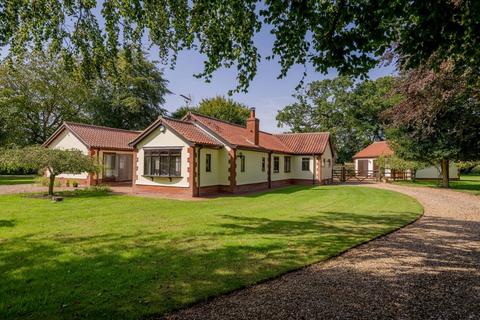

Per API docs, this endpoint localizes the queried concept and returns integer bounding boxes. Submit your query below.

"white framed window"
[302,157,310,171]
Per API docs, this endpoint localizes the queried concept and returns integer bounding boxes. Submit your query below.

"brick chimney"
[246,107,259,145]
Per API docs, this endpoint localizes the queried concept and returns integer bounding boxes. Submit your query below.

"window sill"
[143,175,182,179]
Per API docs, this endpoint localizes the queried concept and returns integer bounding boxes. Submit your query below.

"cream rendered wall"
[321,143,333,179]
[135,127,190,187]
[416,163,458,179]
[199,147,229,187]
[270,153,295,181]
[236,150,269,185]
[290,155,316,180]
[48,129,89,179]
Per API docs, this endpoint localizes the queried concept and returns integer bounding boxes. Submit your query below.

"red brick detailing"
[188,147,198,197]
[246,108,259,145]
[235,182,270,193]
[87,148,97,186]
[227,149,237,193]
[135,184,192,195]
[267,152,272,189]
[135,179,321,197]
[132,149,138,193]
[56,177,88,186]
[317,155,323,185]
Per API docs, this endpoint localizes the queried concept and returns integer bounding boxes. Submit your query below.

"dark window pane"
[284,156,291,173]
[302,158,310,171]
[206,154,211,172]
[273,156,279,173]
[143,149,182,176]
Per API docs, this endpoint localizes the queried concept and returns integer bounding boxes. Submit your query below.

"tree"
[277,76,400,163]
[1,1,478,92]
[0,50,170,145]
[171,96,251,125]
[87,52,170,130]
[383,61,480,187]
[0,53,91,145]
[170,106,198,121]
[0,146,97,195]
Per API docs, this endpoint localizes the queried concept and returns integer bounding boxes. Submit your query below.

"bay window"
[144,149,181,177]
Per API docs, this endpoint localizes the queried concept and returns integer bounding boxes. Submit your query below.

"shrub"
[34,176,49,186]
[65,180,70,187]
[72,181,79,188]
[87,185,111,193]
[472,165,480,175]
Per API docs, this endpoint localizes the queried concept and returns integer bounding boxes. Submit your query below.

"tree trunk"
[440,159,450,188]
[48,174,56,196]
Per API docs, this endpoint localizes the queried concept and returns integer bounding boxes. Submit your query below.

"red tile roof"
[44,122,140,151]
[162,118,222,147]
[187,113,331,154]
[275,132,331,155]
[129,117,222,148]
[353,141,394,158]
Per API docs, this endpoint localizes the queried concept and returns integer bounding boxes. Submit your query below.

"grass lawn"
[0,185,422,319]
[393,174,480,195]
[0,175,36,186]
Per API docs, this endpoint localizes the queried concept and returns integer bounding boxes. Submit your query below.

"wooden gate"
[333,165,380,182]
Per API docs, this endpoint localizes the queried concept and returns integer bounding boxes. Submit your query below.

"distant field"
[0,175,36,185]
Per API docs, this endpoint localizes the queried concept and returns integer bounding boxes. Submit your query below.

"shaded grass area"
[0,185,422,319]
[0,175,36,185]
[393,175,480,195]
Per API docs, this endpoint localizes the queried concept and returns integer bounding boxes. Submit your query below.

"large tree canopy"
[0,51,169,145]
[171,96,250,125]
[1,1,479,92]
[383,61,480,187]
[87,52,170,130]
[277,76,400,162]
[0,53,91,145]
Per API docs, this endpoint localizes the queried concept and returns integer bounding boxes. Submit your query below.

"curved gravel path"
[164,184,480,320]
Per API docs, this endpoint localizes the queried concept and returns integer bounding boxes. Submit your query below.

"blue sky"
[155,27,396,133]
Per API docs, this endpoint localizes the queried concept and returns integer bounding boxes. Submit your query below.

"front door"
[103,153,117,181]
[357,160,368,176]
[117,154,133,181]
[102,153,133,182]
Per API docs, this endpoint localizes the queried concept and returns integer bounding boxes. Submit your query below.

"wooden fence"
[333,165,412,182]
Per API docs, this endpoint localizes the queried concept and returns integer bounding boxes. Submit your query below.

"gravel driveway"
[163,184,480,320]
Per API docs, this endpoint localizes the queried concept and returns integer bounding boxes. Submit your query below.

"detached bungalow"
[44,109,335,196]
[129,109,335,196]
[352,141,458,180]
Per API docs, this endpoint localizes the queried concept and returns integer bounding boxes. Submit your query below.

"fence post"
[341,166,346,182]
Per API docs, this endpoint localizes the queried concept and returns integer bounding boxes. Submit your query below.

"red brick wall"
[135,184,192,195]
